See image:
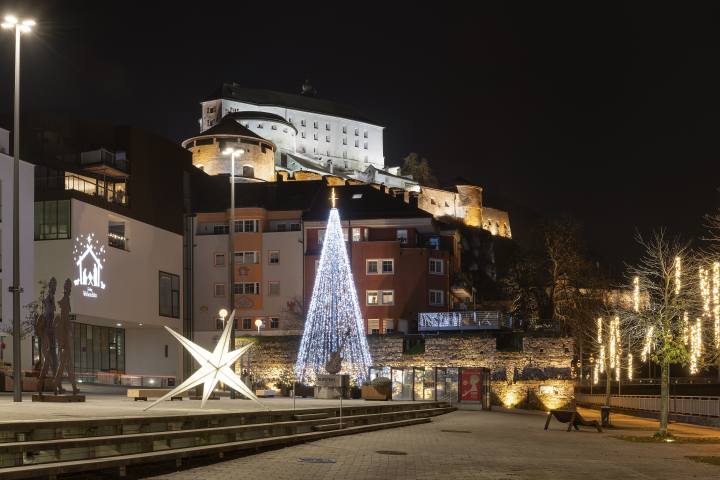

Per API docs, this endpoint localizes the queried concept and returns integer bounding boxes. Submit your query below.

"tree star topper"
[145,310,266,410]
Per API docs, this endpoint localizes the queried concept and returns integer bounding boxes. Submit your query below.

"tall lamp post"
[222,147,244,399]
[2,14,35,403]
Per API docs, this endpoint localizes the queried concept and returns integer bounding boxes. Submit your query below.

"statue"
[36,277,58,394]
[53,279,79,395]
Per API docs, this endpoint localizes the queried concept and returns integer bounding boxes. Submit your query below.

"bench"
[544,409,602,433]
[127,389,183,402]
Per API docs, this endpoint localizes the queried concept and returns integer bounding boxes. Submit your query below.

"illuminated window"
[429,258,444,274]
[159,272,180,318]
[268,281,280,296]
[234,219,259,233]
[367,290,393,305]
[214,283,226,297]
[384,319,395,334]
[214,253,225,266]
[270,317,279,329]
[352,227,362,242]
[429,289,444,306]
[381,290,394,305]
[234,282,260,295]
[368,319,380,335]
[366,290,379,305]
[234,251,258,264]
[268,251,279,264]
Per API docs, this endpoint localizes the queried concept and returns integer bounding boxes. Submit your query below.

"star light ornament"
[145,310,266,410]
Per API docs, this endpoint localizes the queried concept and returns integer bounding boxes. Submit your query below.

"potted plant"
[361,376,392,400]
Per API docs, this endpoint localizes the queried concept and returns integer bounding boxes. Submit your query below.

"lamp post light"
[222,147,244,399]
[2,14,35,403]
[255,318,263,335]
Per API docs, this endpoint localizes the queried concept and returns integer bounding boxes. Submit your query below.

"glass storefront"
[73,322,125,373]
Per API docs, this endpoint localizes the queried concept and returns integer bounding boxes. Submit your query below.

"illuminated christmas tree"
[295,190,372,383]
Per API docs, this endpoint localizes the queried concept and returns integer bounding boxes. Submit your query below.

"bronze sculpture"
[36,277,58,394]
[53,279,79,395]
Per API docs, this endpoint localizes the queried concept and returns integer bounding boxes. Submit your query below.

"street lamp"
[222,147,244,398]
[2,14,35,403]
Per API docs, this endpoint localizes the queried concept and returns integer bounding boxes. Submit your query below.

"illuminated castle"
[183,81,511,238]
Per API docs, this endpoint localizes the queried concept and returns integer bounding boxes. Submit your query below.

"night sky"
[1,2,719,270]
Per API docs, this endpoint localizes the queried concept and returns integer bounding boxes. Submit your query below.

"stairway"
[0,401,455,479]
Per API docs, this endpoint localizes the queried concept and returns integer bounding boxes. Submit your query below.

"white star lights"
[145,310,265,410]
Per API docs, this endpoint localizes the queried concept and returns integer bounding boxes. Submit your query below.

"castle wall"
[482,207,511,238]
[189,137,276,181]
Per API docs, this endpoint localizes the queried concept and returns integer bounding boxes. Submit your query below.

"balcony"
[79,148,129,177]
[417,311,512,332]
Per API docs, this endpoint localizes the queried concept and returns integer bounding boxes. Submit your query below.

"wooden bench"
[544,409,602,432]
[127,389,183,402]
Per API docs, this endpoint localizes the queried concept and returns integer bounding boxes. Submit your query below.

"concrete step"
[293,413,330,421]
[311,423,347,432]
[0,417,433,480]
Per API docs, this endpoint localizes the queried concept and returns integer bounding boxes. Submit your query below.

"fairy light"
[641,326,654,362]
[689,318,702,375]
[674,256,682,295]
[683,311,689,345]
[713,262,719,348]
[294,205,372,383]
[627,351,633,381]
[593,363,599,385]
[633,276,640,312]
[597,318,605,374]
[613,317,621,381]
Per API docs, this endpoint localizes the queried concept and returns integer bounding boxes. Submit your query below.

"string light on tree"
[295,188,372,383]
[627,351,633,381]
[641,326,654,362]
[633,276,640,312]
[682,311,689,345]
[689,318,702,375]
[674,256,682,295]
[713,262,719,348]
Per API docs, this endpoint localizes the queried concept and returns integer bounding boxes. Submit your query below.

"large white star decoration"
[145,310,266,410]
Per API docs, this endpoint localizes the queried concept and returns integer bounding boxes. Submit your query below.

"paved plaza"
[146,408,720,480]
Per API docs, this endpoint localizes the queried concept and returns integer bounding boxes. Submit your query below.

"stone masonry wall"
[236,334,575,410]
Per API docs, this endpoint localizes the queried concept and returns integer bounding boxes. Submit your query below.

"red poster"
[460,368,484,402]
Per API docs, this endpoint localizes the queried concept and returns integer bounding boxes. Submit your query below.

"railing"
[576,393,720,418]
[75,370,176,388]
[80,148,129,173]
[418,311,511,331]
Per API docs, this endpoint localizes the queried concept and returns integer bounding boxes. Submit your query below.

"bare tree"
[618,231,702,437]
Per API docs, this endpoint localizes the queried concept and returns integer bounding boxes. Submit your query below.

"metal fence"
[576,393,720,418]
[418,311,511,331]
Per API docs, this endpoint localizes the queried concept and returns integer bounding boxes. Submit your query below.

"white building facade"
[0,128,35,371]
[200,84,385,173]
[33,199,183,380]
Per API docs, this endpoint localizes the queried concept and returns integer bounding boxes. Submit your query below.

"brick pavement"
[147,409,720,480]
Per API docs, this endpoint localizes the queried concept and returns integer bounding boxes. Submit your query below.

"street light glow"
[2,15,34,32]
[219,308,228,319]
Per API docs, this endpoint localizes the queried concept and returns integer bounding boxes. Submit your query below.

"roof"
[191,178,432,222]
[184,116,266,145]
[205,83,382,127]
[224,111,295,130]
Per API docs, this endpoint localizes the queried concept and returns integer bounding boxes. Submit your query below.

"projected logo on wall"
[73,233,107,298]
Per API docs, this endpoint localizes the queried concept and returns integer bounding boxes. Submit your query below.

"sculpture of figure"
[37,277,58,394]
[54,279,79,395]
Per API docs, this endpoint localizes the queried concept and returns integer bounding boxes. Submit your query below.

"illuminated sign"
[73,233,107,298]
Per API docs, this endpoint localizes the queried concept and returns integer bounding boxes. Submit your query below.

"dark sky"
[1,1,719,270]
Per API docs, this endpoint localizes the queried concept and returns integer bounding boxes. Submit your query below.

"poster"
[460,368,484,402]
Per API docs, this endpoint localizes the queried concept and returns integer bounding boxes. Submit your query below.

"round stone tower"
[455,184,483,227]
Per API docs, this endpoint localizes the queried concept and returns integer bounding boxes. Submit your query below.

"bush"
[371,377,391,391]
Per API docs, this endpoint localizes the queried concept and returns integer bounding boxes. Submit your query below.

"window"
[277,224,287,232]
[363,142,368,149]
[342,126,347,134]
[234,282,260,295]
[354,128,359,136]
[214,253,225,266]
[271,125,277,130]
[288,117,293,124]
[290,223,301,231]
[354,139,359,147]
[301,119,306,127]
[429,289,444,306]
[268,251,279,264]
[397,229,408,244]
[213,224,229,235]
[268,281,280,296]
[242,165,254,177]
[301,132,306,139]
[256,123,263,129]
[270,317,279,329]
[343,151,347,159]
[234,219,259,233]
[318,228,347,244]
[352,227,362,242]
[382,259,394,274]
[234,251,258,264]
[384,319,395,334]
[108,221,128,250]
[313,121,318,129]
[428,237,440,249]
[367,260,378,274]
[367,259,393,274]
[34,200,71,240]
[368,319,380,335]
[214,283,226,297]
[367,290,394,305]
[159,272,180,318]
[364,130,368,138]
[325,135,330,142]
[342,138,347,145]
[313,133,318,141]
[242,318,252,330]
[429,258,444,274]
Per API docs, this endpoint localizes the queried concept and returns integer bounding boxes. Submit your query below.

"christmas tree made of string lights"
[295,188,372,383]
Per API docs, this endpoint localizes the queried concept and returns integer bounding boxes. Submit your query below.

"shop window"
[159,271,180,318]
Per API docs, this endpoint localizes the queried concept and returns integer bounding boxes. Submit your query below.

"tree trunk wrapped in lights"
[295,205,372,384]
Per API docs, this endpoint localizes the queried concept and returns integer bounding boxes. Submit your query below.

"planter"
[361,385,390,401]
